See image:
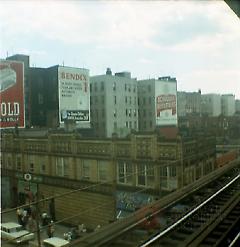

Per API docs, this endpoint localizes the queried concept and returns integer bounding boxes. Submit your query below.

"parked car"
[1,222,35,244]
[43,237,69,247]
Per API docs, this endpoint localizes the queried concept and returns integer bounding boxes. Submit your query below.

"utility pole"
[24,173,41,246]
[35,183,41,247]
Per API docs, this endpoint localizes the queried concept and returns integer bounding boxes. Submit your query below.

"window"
[125,84,127,91]
[114,122,117,130]
[137,164,154,187]
[7,155,12,168]
[29,163,34,173]
[149,96,152,105]
[129,121,132,129]
[169,166,177,177]
[160,166,168,176]
[90,84,92,92]
[126,109,128,117]
[148,85,151,92]
[126,121,128,128]
[134,109,137,117]
[118,161,132,184]
[82,160,90,180]
[113,109,117,118]
[101,81,104,91]
[98,161,108,181]
[128,109,131,117]
[94,82,98,91]
[101,95,104,104]
[143,97,146,105]
[41,164,46,174]
[113,82,116,91]
[114,96,117,104]
[38,93,43,104]
[129,97,132,105]
[56,157,69,177]
[125,96,127,104]
[16,156,21,170]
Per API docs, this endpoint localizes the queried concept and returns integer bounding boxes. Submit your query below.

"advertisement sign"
[155,80,177,126]
[58,66,90,124]
[0,60,25,128]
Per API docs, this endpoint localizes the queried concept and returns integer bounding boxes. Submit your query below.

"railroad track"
[70,162,240,247]
[140,173,240,247]
[102,168,240,247]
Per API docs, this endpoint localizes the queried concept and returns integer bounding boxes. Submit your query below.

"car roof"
[1,222,22,229]
[43,237,69,246]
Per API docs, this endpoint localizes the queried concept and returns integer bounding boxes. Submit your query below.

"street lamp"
[24,172,41,247]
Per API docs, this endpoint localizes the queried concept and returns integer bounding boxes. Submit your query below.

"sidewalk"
[1,208,71,245]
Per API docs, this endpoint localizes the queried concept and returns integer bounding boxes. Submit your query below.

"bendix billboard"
[155,80,177,126]
[58,66,90,124]
[0,60,25,128]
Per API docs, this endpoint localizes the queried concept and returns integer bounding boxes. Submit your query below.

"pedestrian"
[42,212,48,226]
[16,207,23,225]
[47,222,54,238]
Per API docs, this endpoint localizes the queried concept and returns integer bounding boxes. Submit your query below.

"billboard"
[58,66,90,124]
[0,60,25,128]
[155,79,177,126]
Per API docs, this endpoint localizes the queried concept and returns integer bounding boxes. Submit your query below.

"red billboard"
[0,60,25,128]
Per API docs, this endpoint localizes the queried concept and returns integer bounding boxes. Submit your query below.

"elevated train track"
[141,172,240,247]
[70,158,240,247]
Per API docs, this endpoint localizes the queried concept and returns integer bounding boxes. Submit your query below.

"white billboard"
[58,66,90,124]
[155,79,177,126]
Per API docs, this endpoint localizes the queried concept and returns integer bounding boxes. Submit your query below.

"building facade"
[201,94,221,116]
[1,131,216,226]
[138,76,178,132]
[177,90,201,117]
[6,54,31,127]
[90,69,138,138]
[178,115,240,141]
[221,94,236,116]
[236,99,240,114]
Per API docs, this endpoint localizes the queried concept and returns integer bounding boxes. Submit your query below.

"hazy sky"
[1,0,240,98]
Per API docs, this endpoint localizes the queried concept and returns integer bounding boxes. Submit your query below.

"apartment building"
[236,99,240,114]
[90,69,138,138]
[177,90,201,117]
[221,94,236,116]
[138,76,178,132]
[201,94,221,116]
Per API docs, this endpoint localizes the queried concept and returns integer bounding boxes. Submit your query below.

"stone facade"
[1,131,216,226]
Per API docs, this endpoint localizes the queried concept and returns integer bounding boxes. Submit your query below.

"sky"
[0,0,240,99]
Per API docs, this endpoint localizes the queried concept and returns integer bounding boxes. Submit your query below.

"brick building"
[1,131,216,227]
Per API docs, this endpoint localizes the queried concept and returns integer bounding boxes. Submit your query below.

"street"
[1,209,70,247]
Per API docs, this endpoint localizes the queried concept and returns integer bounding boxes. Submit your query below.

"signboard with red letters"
[58,66,90,124]
[0,60,25,128]
[155,80,177,126]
